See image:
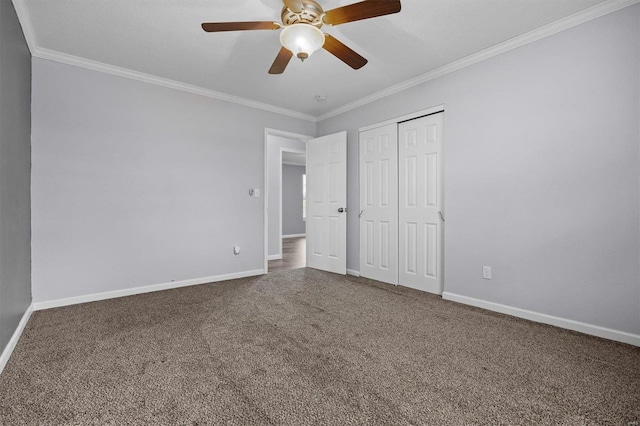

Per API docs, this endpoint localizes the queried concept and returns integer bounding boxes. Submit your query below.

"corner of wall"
[0,304,33,376]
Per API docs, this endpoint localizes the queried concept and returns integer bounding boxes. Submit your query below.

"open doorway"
[264,129,311,273]
[270,151,307,272]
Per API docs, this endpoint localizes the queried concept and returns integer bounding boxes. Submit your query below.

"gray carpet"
[1,268,638,425]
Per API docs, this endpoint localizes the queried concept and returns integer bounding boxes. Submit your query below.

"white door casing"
[359,124,398,285]
[398,113,444,294]
[306,131,347,275]
[263,128,313,272]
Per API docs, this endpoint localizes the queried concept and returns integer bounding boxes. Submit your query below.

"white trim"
[268,255,282,260]
[317,0,640,122]
[442,292,640,347]
[11,0,36,54]
[347,269,360,277]
[31,48,316,123]
[33,269,265,311]
[13,0,636,123]
[358,105,445,133]
[265,128,314,141]
[283,233,306,238]
[282,160,306,166]
[264,128,313,272]
[0,304,34,375]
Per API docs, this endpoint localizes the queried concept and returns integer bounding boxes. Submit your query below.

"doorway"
[264,129,348,276]
[264,128,311,273]
[271,150,307,272]
[268,236,306,272]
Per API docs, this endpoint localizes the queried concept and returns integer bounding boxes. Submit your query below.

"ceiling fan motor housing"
[281,0,324,27]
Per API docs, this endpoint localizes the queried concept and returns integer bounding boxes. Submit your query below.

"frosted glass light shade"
[280,24,325,61]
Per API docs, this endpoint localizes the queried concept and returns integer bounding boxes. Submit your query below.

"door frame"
[357,104,445,287]
[264,128,313,273]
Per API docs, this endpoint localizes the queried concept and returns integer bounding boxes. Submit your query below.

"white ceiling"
[17,0,621,118]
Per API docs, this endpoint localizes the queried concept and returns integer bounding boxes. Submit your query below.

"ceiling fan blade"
[269,47,294,74]
[323,0,401,26]
[323,34,367,69]
[201,21,280,32]
[283,0,303,13]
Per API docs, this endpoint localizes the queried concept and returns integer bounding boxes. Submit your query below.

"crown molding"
[31,47,317,123]
[11,0,37,54]
[317,0,640,122]
[12,0,638,124]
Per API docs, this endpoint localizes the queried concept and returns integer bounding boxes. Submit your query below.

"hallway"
[268,237,305,272]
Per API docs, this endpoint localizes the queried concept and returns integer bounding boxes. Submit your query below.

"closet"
[359,112,444,294]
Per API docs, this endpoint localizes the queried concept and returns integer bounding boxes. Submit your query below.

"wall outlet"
[233,245,241,255]
[482,266,492,280]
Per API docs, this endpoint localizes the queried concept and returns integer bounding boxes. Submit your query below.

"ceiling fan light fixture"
[280,23,325,61]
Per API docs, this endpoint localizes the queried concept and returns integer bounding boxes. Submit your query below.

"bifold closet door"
[359,124,398,285]
[398,113,444,295]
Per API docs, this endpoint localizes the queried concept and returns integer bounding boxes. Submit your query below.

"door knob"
[338,207,345,213]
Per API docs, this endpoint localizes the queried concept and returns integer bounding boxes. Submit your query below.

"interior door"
[306,131,347,275]
[359,124,398,285]
[398,113,444,294]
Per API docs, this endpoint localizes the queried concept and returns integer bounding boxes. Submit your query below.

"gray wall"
[31,58,315,303]
[282,164,306,236]
[267,136,307,257]
[318,5,640,335]
[0,2,31,354]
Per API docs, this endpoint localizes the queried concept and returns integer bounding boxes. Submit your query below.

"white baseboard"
[346,269,360,277]
[0,304,34,375]
[283,234,306,239]
[267,255,282,261]
[33,269,265,311]
[442,292,640,347]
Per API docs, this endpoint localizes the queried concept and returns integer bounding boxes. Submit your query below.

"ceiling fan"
[201,0,401,74]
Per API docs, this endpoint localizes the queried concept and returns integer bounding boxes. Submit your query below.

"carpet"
[1,268,638,425]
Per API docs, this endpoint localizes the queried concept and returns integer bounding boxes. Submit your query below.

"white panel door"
[359,124,398,285]
[306,131,347,275]
[398,113,444,294]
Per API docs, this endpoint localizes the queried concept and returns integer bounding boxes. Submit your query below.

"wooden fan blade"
[323,0,401,26]
[269,47,294,74]
[283,0,303,13]
[323,34,367,69]
[201,21,280,32]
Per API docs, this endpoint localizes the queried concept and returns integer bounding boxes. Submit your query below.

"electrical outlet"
[482,266,492,280]
[233,246,241,256]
